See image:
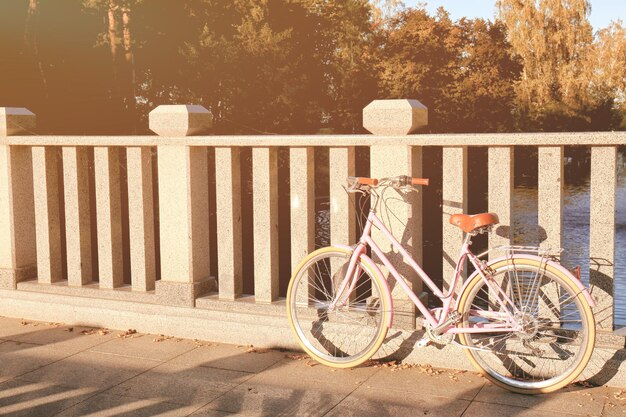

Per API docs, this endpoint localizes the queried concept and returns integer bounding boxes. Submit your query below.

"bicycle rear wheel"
[457,257,595,394]
[286,246,390,368]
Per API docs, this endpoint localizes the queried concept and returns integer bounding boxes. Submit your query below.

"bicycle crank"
[416,312,460,348]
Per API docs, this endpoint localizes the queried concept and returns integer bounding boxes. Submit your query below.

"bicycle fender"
[463,255,595,308]
[333,244,394,328]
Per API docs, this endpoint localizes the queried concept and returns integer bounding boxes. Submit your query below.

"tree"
[497,0,595,129]
[583,21,626,129]
[83,0,142,132]
[447,19,521,132]
[374,7,520,132]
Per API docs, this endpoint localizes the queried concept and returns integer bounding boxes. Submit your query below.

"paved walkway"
[0,316,624,417]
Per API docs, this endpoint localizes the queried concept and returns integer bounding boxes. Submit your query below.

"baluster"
[488,146,514,255]
[215,147,243,300]
[590,146,617,330]
[538,146,564,250]
[127,147,156,291]
[33,147,63,283]
[63,147,93,286]
[94,147,124,288]
[329,147,356,246]
[252,147,279,303]
[442,146,468,290]
[290,147,315,304]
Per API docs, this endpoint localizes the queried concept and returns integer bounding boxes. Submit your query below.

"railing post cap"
[0,107,36,136]
[363,99,428,135]
[149,104,213,136]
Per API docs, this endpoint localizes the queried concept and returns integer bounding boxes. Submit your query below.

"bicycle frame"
[332,208,523,335]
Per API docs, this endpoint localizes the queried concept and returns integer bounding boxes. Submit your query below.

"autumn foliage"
[0,0,624,134]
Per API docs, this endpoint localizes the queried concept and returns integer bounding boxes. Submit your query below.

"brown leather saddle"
[449,213,499,233]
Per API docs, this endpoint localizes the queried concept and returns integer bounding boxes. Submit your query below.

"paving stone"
[474,383,608,416]
[201,382,346,417]
[167,343,285,373]
[362,363,485,400]
[11,324,116,353]
[0,317,53,340]
[55,392,200,417]
[0,378,97,417]
[19,350,159,390]
[108,362,252,406]
[462,401,590,417]
[189,408,243,417]
[90,333,197,362]
[602,387,626,417]
[248,357,379,394]
[0,341,73,382]
[326,385,470,417]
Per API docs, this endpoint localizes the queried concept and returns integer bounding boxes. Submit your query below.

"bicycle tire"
[457,257,595,394]
[286,246,390,368]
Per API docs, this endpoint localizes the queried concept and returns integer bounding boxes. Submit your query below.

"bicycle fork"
[328,245,365,311]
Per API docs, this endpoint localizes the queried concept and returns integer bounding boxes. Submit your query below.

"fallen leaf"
[245,347,272,354]
[153,335,173,342]
[118,329,137,339]
[285,354,309,361]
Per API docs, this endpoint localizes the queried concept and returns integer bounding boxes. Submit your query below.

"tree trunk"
[108,0,119,98]
[24,0,48,99]
[122,7,137,132]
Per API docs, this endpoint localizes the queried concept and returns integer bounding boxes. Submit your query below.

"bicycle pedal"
[415,337,432,348]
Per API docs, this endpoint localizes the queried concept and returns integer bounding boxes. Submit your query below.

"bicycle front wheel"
[457,257,595,394]
[286,246,390,368]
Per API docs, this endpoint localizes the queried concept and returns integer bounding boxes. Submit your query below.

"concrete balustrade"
[0,104,626,386]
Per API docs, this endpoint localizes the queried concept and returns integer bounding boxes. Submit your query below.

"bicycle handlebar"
[347,175,429,191]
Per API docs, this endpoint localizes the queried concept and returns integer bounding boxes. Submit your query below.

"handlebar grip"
[357,177,379,186]
[411,177,429,186]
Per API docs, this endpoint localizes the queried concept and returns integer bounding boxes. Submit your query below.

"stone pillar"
[363,99,428,135]
[590,146,617,330]
[371,145,424,328]
[364,99,428,329]
[0,108,37,288]
[126,147,156,292]
[150,105,215,306]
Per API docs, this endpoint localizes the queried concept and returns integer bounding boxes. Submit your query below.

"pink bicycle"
[286,175,596,394]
